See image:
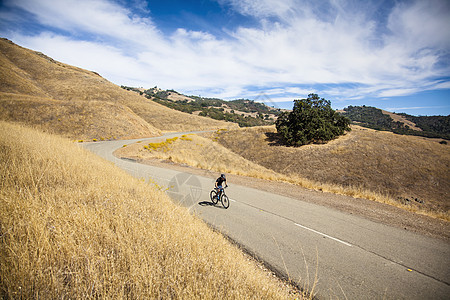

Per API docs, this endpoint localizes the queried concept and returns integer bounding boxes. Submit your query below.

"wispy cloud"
[217,0,297,18]
[5,0,163,51]
[385,106,449,111]
[1,0,449,111]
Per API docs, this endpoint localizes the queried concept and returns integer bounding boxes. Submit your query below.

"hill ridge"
[340,105,450,140]
[122,85,283,127]
[0,38,237,139]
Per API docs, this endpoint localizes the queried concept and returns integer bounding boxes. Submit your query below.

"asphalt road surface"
[82,133,450,299]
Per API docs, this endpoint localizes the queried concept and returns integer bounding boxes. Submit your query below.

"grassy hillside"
[116,132,283,179]
[0,93,160,140]
[0,38,237,138]
[217,126,450,220]
[123,86,282,127]
[341,106,450,140]
[0,121,299,299]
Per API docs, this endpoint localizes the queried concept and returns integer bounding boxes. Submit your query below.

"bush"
[276,94,351,146]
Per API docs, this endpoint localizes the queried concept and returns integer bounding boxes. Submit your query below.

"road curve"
[81,133,450,299]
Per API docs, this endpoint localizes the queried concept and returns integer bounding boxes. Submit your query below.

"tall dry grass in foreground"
[0,121,299,299]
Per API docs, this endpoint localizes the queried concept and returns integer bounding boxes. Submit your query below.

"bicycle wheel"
[221,194,229,209]
[210,190,218,204]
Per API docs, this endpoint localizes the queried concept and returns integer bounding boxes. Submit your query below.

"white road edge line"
[294,223,352,247]
[230,199,236,202]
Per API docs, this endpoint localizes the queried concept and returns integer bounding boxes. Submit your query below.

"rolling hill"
[216,126,450,219]
[122,86,283,127]
[0,38,237,140]
[340,105,450,140]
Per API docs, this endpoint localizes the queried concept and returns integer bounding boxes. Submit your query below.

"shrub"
[146,137,179,152]
[180,134,193,141]
[276,94,351,146]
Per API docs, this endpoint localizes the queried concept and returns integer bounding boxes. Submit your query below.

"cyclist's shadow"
[198,201,227,209]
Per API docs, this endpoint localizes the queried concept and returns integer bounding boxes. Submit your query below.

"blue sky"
[1,0,449,115]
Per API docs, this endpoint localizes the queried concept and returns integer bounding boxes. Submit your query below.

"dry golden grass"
[0,121,300,299]
[0,92,161,140]
[0,38,238,136]
[116,133,280,179]
[217,126,450,220]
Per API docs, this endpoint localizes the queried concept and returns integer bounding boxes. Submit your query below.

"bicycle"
[210,186,229,209]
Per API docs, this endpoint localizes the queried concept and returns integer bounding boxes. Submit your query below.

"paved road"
[81,133,450,299]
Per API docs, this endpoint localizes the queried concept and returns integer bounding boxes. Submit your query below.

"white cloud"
[257,96,299,103]
[378,88,421,98]
[432,81,450,90]
[385,106,449,111]
[2,0,449,104]
[387,0,450,50]
[5,0,162,49]
[10,33,150,84]
[217,0,297,18]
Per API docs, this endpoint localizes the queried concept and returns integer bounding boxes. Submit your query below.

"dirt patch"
[381,110,422,131]
[167,92,194,102]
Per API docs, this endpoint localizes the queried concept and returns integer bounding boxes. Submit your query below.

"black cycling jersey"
[216,177,226,186]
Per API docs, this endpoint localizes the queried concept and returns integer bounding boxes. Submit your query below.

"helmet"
[221,173,226,178]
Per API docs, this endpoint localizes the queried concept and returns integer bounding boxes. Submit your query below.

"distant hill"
[340,106,450,140]
[0,38,237,140]
[122,86,283,127]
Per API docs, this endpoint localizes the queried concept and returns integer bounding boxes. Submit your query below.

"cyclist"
[215,173,228,199]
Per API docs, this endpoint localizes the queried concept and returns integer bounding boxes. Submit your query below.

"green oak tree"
[276,94,351,146]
